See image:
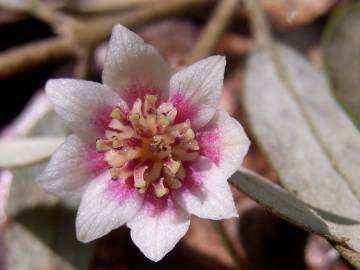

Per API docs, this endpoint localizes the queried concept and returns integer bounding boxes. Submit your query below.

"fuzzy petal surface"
[76,172,144,243]
[169,56,225,129]
[102,24,170,106]
[198,110,250,178]
[173,157,238,220]
[127,197,190,262]
[36,135,107,202]
[46,79,126,142]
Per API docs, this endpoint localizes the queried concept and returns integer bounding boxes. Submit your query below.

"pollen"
[96,95,199,198]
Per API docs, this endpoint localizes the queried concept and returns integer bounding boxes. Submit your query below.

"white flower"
[36,24,250,262]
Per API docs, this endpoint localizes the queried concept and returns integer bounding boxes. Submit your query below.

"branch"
[184,0,239,64]
[0,38,73,78]
[73,0,209,49]
[244,0,272,49]
[0,0,209,79]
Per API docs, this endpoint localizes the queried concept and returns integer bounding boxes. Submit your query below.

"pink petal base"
[121,85,162,108]
[91,105,115,136]
[170,92,197,124]
[86,147,108,176]
[198,125,221,165]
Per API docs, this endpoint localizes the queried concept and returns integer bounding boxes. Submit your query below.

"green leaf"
[0,137,64,169]
[230,169,341,243]
[243,43,360,264]
[323,2,360,128]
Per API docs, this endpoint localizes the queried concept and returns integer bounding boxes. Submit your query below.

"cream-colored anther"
[157,103,177,123]
[144,95,158,114]
[96,138,111,152]
[109,167,120,180]
[153,178,169,198]
[164,158,181,175]
[110,107,125,120]
[166,120,191,138]
[134,165,148,189]
[164,174,182,189]
[112,136,123,149]
[105,150,126,167]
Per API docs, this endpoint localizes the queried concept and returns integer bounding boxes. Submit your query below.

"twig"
[74,0,209,49]
[212,220,246,270]
[0,38,73,78]
[74,49,92,80]
[184,0,239,64]
[216,33,254,56]
[67,0,159,13]
[0,0,209,79]
[244,0,272,49]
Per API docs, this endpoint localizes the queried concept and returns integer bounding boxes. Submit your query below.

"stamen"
[157,103,177,123]
[145,160,162,183]
[96,138,111,152]
[144,95,158,114]
[97,95,199,198]
[181,128,196,141]
[134,165,148,189]
[110,107,125,120]
[112,137,123,149]
[110,167,119,180]
[105,150,126,167]
[110,165,133,180]
[164,158,181,175]
[176,166,186,180]
[153,178,169,198]
[166,120,191,138]
[172,146,199,161]
[181,139,199,151]
[109,119,128,131]
[164,174,182,189]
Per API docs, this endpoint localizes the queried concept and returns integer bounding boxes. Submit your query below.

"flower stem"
[212,220,246,270]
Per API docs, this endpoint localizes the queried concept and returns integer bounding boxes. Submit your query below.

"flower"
[36,24,250,262]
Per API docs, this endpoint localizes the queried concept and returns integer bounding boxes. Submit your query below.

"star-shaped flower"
[37,24,250,262]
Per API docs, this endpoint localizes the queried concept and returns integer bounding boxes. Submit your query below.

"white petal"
[36,135,107,201]
[46,79,126,142]
[173,157,238,220]
[127,197,190,262]
[102,24,170,105]
[169,56,225,129]
[198,110,250,178]
[76,171,143,243]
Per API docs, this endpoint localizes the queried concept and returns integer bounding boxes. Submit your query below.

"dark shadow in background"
[14,204,233,270]
[239,205,308,270]
[0,18,56,128]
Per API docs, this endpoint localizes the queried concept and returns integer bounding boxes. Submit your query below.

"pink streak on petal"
[170,92,197,124]
[198,126,220,165]
[91,105,114,135]
[121,85,159,107]
[142,192,177,217]
[181,161,205,191]
[86,147,108,176]
[106,178,138,204]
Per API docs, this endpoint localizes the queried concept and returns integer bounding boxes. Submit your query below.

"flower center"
[96,95,199,198]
